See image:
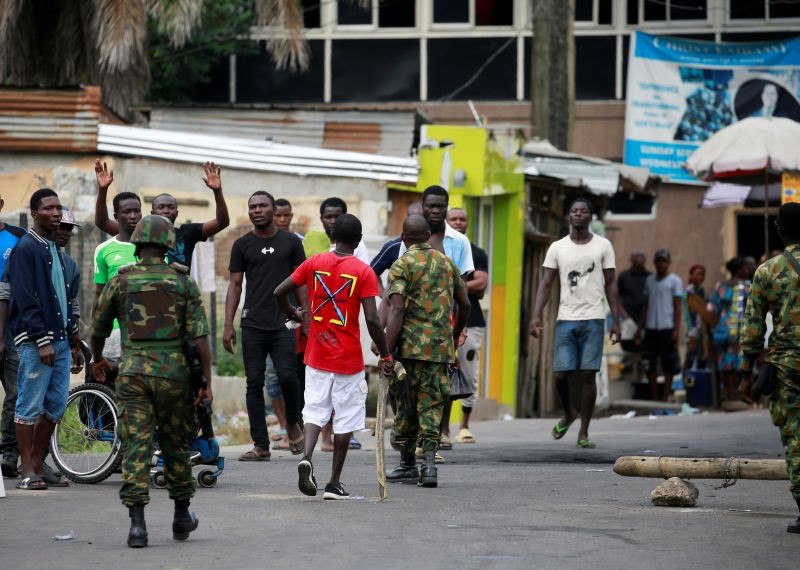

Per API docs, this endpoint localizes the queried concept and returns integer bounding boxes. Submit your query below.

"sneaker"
[323,482,350,500]
[297,459,317,496]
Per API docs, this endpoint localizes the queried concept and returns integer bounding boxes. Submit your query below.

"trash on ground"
[610,411,636,420]
[642,450,659,454]
[585,469,606,472]
[52,530,75,540]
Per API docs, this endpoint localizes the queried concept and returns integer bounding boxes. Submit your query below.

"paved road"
[1,410,796,569]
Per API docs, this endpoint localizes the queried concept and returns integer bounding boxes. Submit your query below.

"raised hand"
[202,161,222,192]
[94,159,113,190]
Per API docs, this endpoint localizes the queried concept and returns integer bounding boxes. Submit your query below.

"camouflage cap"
[60,207,81,227]
[131,214,175,249]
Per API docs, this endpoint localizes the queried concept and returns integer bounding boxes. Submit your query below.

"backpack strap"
[782,250,800,277]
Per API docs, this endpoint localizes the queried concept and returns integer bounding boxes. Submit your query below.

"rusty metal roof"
[148,107,418,157]
[0,87,122,152]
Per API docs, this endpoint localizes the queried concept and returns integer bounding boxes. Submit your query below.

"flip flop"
[238,447,271,462]
[17,474,48,490]
[439,434,453,450]
[455,428,476,444]
[288,437,305,456]
[551,417,577,440]
[576,439,596,449]
[270,428,288,442]
[272,438,291,451]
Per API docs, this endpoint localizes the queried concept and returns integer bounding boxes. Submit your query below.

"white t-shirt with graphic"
[543,234,616,321]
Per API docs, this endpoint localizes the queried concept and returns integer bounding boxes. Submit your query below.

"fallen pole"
[614,456,788,480]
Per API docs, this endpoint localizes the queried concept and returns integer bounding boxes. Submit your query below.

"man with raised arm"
[94,160,229,268]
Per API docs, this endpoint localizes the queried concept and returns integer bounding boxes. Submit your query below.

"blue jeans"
[553,320,604,372]
[14,340,71,424]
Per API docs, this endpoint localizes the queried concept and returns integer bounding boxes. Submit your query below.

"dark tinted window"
[332,40,420,102]
[301,0,320,28]
[428,37,516,100]
[770,0,800,18]
[236,41,324,103]
[729,0,765,19]
[476,0,513,25]
[575,0,593,20]
[671,0,707,20]
[379,0,415,27]
[607,193,654,216]
[575,36,616,100]
[434,0,469,23]
[627,0,639,24]
[721,31,800,42]
[599,0,613,24]
[644,0,666,20]
[338,0,371,25]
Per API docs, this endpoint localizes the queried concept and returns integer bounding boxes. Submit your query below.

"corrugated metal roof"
[525,158,621,196]
[149,108,417,157]
[97,124,419,183]
[0,87,110,152]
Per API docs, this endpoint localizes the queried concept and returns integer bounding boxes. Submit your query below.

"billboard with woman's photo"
[624,31,800,183]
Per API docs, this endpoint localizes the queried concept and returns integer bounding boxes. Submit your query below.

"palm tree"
[0,0,309,119]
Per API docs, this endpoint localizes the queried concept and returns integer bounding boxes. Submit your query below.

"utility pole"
[531,0,575,151]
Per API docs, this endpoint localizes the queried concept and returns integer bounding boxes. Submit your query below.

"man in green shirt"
[739,203,800,535]
[384,215,470,488]
[93,191,142,366]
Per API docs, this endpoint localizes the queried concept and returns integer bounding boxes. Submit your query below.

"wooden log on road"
[614,456,788,480]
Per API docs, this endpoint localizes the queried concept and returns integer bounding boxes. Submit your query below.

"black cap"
[654,249,671,261]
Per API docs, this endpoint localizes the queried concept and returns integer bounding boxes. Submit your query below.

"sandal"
[238,447,271,462]
[576,439,596,449]
[288,437,305,456]
[455,428,476,444]
[272,437,291,451]
[41,469,69,487]
[551,417,577,440]
[439,434,453,450]
[17,474,48,490]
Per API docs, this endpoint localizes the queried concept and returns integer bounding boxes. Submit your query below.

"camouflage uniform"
[92,218,209,508]
[387,243,464,452]
[740,244,800,502]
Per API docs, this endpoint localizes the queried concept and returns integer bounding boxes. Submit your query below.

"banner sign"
[783,172,800,205]
[624,31,800,183]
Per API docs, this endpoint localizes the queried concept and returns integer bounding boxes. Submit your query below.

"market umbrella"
[686,117,800,258]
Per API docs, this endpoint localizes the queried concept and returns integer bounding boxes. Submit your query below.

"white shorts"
[303,366,367,434]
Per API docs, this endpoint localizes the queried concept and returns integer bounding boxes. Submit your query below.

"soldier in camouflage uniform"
[91,215,212,548]
[739,203,800,535]
[384,214,470,487]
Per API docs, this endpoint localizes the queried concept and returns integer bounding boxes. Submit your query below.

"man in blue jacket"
[7,188,80,490]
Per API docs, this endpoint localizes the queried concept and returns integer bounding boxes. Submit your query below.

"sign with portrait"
[624,31,800,183]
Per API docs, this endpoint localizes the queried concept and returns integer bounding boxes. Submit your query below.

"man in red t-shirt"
[275,214,393,500]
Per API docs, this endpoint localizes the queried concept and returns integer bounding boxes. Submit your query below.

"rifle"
[185,339,214,439]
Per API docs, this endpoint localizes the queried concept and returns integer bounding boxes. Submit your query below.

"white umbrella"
[686,117,800,257]
[686,117,800,179]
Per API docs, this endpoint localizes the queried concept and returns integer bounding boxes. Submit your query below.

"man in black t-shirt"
[617,250,651,352]
[445,208,489,445]
[93,160,230,268]
[224,191,308,461]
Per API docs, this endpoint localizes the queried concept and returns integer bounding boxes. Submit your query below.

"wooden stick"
[375,369,390,501]
[613,456,787,480]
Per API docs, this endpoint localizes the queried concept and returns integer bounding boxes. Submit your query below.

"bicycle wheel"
[50,383,122,484]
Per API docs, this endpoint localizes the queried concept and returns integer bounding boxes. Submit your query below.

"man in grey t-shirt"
[635,249,683,402]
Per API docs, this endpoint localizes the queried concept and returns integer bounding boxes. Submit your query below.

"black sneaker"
[323,482,350,500]
[297,459,317,496]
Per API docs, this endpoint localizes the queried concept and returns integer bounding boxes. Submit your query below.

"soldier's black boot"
[386,451,417,482]
[172,499,199,541]
[418,450,438,488]
[788,498,800,534]
[127,504,148,548]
